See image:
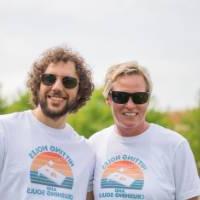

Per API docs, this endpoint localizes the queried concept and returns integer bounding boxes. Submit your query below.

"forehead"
[112,74,147,91]
[44,61,78,78]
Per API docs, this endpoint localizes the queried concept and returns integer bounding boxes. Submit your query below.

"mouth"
[122,111,137,117]
[47,95,68,104]
[48,95,67,99]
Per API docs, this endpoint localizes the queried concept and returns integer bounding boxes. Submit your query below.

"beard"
[39,92,77,119]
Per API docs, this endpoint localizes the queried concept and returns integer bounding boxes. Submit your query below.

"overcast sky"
[0,0,199,110]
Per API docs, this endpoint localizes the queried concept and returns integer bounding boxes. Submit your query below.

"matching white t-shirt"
[0,110,95,200]
[89,123,200,200]
[1,110,200,200]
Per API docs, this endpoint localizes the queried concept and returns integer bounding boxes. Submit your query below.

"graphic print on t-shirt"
[27,145,74,199]
[99,154,146,199]
[30,151,73,189]
[101,160,144,190]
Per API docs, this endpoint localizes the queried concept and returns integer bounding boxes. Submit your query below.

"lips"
[48,95,66,100]
[47,94,68,105]
[122,111,137,116]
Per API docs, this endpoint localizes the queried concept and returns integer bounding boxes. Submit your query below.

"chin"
[116,122,134,128]
[48,104,65,111]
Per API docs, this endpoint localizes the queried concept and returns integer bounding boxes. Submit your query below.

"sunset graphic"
[30,152,73,189]
[101,160,144,190]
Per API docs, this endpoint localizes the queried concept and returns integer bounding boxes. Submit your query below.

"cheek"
[111,104,123,115]
[138,104,148,114]
[39,85,47,94]
[106,97,124,112]
[68,89,79,100]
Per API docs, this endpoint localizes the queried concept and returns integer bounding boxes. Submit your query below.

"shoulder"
[77,137,96,161]
[0,111,31,140]
[66,124,95,156]
[0,110,32,140]
[88,125,114,153]
[0,110,30,126]
[150,123,186,143]
[89,125,114,144]
[149,123,188,154]
[0,111,30,154]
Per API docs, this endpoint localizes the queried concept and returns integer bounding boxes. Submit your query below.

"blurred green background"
[0,87,199,174]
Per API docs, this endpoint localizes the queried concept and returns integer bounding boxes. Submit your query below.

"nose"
[125,97,136,108]
[51,78,64,90]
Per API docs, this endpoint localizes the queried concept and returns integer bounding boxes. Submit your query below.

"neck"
[116,121,150,137]
[32,107,67,129]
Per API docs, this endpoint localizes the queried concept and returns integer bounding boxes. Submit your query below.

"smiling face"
[107,74,149,137]
[38,61,79,119]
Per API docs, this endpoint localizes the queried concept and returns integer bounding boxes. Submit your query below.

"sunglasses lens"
[62,77,78,89]
[41,74,56,86]
[132,92,149,104]
[111,91,129,104]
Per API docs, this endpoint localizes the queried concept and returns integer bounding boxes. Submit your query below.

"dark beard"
[39,96,77,119]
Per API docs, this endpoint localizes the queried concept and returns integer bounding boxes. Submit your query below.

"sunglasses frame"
[110,91,150,104]
[41,73,78,89]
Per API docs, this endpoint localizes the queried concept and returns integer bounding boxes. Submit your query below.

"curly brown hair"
[27,46,94,113]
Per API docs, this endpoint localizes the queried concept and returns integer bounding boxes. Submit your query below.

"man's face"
[38,61,79,119]
[107,74,149,136]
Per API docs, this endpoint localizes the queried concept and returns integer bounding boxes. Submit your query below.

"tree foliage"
[177,108,200,172]
[4,92,32,113]
[0,85,7,114]
[68,88,113,138]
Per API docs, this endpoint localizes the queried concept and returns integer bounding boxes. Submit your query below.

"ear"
[105,96,112,106]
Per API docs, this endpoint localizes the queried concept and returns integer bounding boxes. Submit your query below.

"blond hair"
[103,61,152,98]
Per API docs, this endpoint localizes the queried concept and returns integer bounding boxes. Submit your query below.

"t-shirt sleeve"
[174,140,200,200]
[0,124,6,174]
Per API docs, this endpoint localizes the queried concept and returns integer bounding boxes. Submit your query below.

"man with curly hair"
[0,46,95,200]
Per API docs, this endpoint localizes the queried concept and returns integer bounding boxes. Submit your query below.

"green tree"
[5,91,32,113]
[0,84,7,114]
[146,109,173,128]
[68,88,113,138]
[0,97,7,114]
[178,108,200,172]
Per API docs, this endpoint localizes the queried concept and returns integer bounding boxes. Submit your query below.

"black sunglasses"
[110,91,149,104]
[41,74,78,89]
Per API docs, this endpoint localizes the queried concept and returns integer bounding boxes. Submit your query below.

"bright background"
[0,0,200,110]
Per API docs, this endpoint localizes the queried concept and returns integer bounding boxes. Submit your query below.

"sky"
[0,0,199,110]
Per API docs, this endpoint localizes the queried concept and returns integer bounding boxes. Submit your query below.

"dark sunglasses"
[41,74,78,89]
[110,91,149,104]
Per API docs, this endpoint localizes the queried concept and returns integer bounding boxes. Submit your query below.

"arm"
[86,191,94,200]
[187,197,199,200]
[174,140,200,200]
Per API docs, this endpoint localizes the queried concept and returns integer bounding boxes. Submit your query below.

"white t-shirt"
[0,110,95,200]
[89,123,200,200]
